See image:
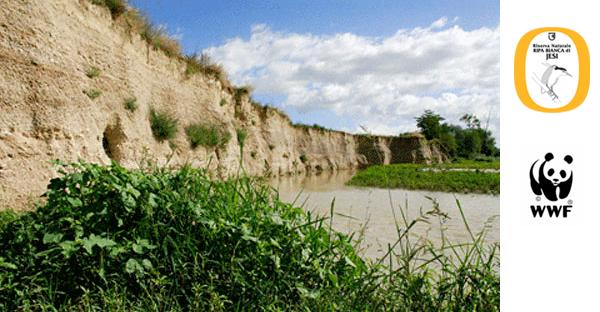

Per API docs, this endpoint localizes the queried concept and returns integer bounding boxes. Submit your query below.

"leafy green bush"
[124,98,138,112]
[299,154,308,163]
[149,108,178,141]
[185,124,230,149]
[0,162,365,310]
[0,162,499,310]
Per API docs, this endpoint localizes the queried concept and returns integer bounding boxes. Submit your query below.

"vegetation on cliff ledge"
[185,123,231,149]
[0,162,499,311]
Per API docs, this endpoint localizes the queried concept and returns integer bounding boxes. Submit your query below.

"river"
[269,169,499,260]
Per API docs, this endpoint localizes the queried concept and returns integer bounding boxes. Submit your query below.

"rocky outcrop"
[0,0,445,209]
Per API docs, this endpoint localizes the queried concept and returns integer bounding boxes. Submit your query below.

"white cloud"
[430,17,448,29]
[203,18,499,139]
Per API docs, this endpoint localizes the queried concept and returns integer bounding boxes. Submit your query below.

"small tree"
[415,110,444,140]
[460,114,481,129]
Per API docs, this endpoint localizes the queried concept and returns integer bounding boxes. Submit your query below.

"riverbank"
[347,160,500,194]
[0,162,499,310]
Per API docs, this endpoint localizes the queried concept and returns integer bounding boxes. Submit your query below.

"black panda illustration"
[529,152,573,201]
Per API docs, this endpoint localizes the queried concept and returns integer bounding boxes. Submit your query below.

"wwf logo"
[529,152,574,218]
[548,32,556,41]
[529,152,573,201]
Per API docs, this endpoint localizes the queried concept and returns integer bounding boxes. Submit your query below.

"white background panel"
[501,0,599,310]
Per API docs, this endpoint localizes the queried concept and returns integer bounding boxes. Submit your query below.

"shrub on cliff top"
[92,0,127,18]
[140,23,182,58]
[149,108,178,141]
[185,123,231,149]
[184,54,231,89]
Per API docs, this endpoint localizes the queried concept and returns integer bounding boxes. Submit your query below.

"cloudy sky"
[130,0,499,138]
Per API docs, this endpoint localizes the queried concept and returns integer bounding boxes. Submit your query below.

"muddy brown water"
[269,169,499,260]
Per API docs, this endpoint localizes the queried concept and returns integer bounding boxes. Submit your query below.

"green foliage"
[415,110,444,140]
[414,111,499,159]
[299,154,308,163]
[236,128,247,149]
[185,124,230,149]
[85,66,101,78]
[460,129,483,158]
[149,108,178,142]
[91,0,127,18]
[84,89,102,100]
[219,98,227,106]
[124,98,138,112]
[348,163,499,194]
[460,113,481,129]
[440,158,500,170]
[0,162,499,310]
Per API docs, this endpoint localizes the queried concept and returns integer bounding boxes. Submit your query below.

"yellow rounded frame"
[514,27,590,113]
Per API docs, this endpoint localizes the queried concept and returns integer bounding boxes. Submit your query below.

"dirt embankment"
[0,0,445,209]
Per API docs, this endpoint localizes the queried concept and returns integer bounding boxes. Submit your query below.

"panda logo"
[529,152,573,201]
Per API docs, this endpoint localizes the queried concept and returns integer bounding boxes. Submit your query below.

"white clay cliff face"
[0,0,446,209]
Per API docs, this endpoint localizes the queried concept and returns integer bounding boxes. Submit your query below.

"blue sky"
[130,0,498,53]
[130,0,499,137]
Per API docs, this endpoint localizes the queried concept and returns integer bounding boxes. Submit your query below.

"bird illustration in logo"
[532,63,572,102]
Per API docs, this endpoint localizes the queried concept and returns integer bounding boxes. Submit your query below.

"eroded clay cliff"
[0,0,445,209]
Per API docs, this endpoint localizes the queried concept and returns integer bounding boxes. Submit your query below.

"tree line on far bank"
[414,110,499,159]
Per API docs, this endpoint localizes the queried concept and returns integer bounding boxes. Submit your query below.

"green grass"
[348,163,499,194]
[83,89,102,100]
[149,108,178,142]
[185,123,231,149]
[124,98,138,112]
[438,158,500,170]
[0,161,498,311]
[85,66,101,78]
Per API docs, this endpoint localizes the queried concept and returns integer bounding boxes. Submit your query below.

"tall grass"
[0,161,498,311]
